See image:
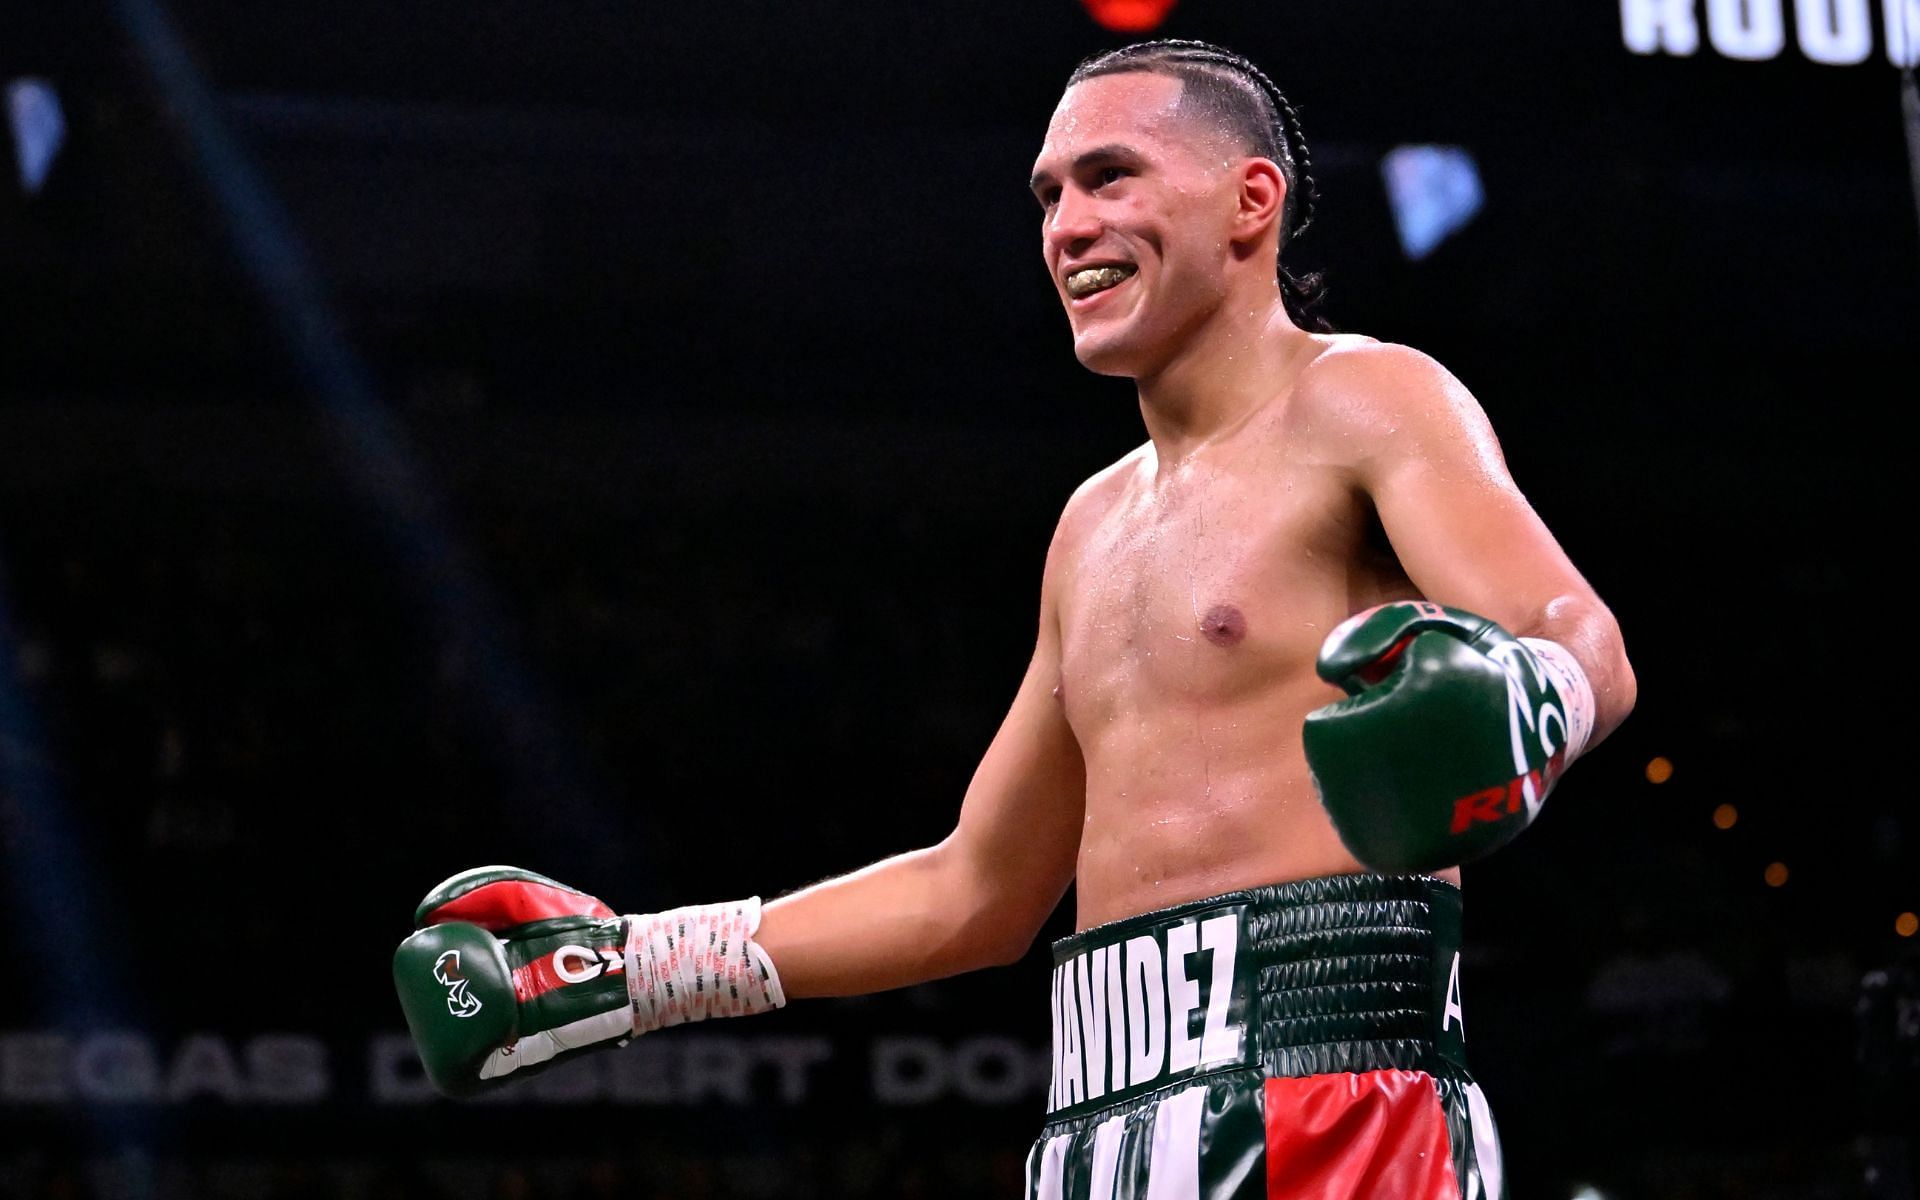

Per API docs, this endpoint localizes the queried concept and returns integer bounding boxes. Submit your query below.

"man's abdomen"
[1073,738,1362,930]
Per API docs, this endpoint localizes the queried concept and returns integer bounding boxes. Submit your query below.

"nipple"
[1200,604,1247,647]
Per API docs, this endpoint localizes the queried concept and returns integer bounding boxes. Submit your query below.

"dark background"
[2,0,1917,1197]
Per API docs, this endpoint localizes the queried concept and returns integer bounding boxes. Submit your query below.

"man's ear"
[1233,157,1288,249]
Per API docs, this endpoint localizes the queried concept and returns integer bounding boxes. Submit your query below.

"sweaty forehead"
[1034,72,1196,166]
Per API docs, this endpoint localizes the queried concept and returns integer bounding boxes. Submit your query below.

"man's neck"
[1133,290,1315,469]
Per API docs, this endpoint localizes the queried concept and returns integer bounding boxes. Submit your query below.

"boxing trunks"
[1024,873,1503,1200]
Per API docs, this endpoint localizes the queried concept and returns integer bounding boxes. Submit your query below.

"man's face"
[1029,72,1242,377]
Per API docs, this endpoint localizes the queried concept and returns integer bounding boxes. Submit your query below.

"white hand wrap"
[621,897,786,1037]
[1519,637,1596,762]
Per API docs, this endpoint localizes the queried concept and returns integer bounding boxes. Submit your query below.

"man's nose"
[1044,189,1103,256]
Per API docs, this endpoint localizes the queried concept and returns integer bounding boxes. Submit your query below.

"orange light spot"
[1645,757,1674,784]
[1764,862,1789,888]
[1897,913,1918,938]
[1712,804,1737,830]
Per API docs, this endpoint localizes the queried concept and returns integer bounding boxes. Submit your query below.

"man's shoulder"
[1069,443,1149,510]
[1294,335,1457,406]
[1049,443,1148,546]
[1287,335,1481,449]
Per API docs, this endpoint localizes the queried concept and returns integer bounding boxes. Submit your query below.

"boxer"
[394,39,1635,1198]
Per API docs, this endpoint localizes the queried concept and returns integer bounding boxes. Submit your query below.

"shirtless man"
[394,39,1635,1200]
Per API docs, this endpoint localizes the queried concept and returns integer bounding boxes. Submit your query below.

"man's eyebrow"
[1028,144,1139,192]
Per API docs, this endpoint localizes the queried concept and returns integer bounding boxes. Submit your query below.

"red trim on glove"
[421,879,615,931]
[1356,634,1418,686]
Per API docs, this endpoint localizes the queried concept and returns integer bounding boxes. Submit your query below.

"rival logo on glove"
[1447,640,1573,836]
[1449,758,1565,834]
[432,951,484,1020]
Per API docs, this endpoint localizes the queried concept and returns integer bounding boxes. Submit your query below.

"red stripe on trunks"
[1264,1069,1461,1199]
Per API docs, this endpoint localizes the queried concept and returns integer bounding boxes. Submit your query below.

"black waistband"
[1044,873,1470,1118]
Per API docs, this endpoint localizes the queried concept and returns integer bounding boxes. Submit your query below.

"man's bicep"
[1376,465,1592,629]
[1359,355,1595,629]
[1342,349,1635,741]
[946,502,1088,926]
[943,644,1087,925]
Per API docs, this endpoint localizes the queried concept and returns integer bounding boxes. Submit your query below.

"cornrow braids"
[1067,39,1330,332]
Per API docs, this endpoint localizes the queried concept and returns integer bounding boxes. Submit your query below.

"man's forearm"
[755,842,1031,1000]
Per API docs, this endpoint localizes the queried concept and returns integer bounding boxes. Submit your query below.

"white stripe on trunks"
[1465,1081,1503,1200]
[1034,1131,1072,1200]
[1143,1083,1207,1200]
[1087,1110,1127,1199]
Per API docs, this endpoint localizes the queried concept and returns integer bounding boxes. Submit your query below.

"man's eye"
[1097,166,1127,186]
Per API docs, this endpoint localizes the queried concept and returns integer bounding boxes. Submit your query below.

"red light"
[1079,0,1179,34]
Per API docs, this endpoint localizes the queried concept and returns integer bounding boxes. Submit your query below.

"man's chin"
[1070,328,1146,378]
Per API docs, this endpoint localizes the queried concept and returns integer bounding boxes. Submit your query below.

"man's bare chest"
[1056,463,1365,720]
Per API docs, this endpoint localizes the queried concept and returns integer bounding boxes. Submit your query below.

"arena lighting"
[1569,1186,1610,1200]
[1077,0,1178,34]
[1897,912,1918,937]
[1646,756,1674,784]
[1765,862,1790,887]
[5,77,64,195]
[1712,803,1738,829]
[1902,0,1920,244]
[1380,144,1483,261]
[0,567,155,1125]
[105,0,640,882]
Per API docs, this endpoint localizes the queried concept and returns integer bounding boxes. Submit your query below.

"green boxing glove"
[1302,601,1597,874]
[392,866,785,1098]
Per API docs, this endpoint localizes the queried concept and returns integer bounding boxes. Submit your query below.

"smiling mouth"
[1065,264,1137,300]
